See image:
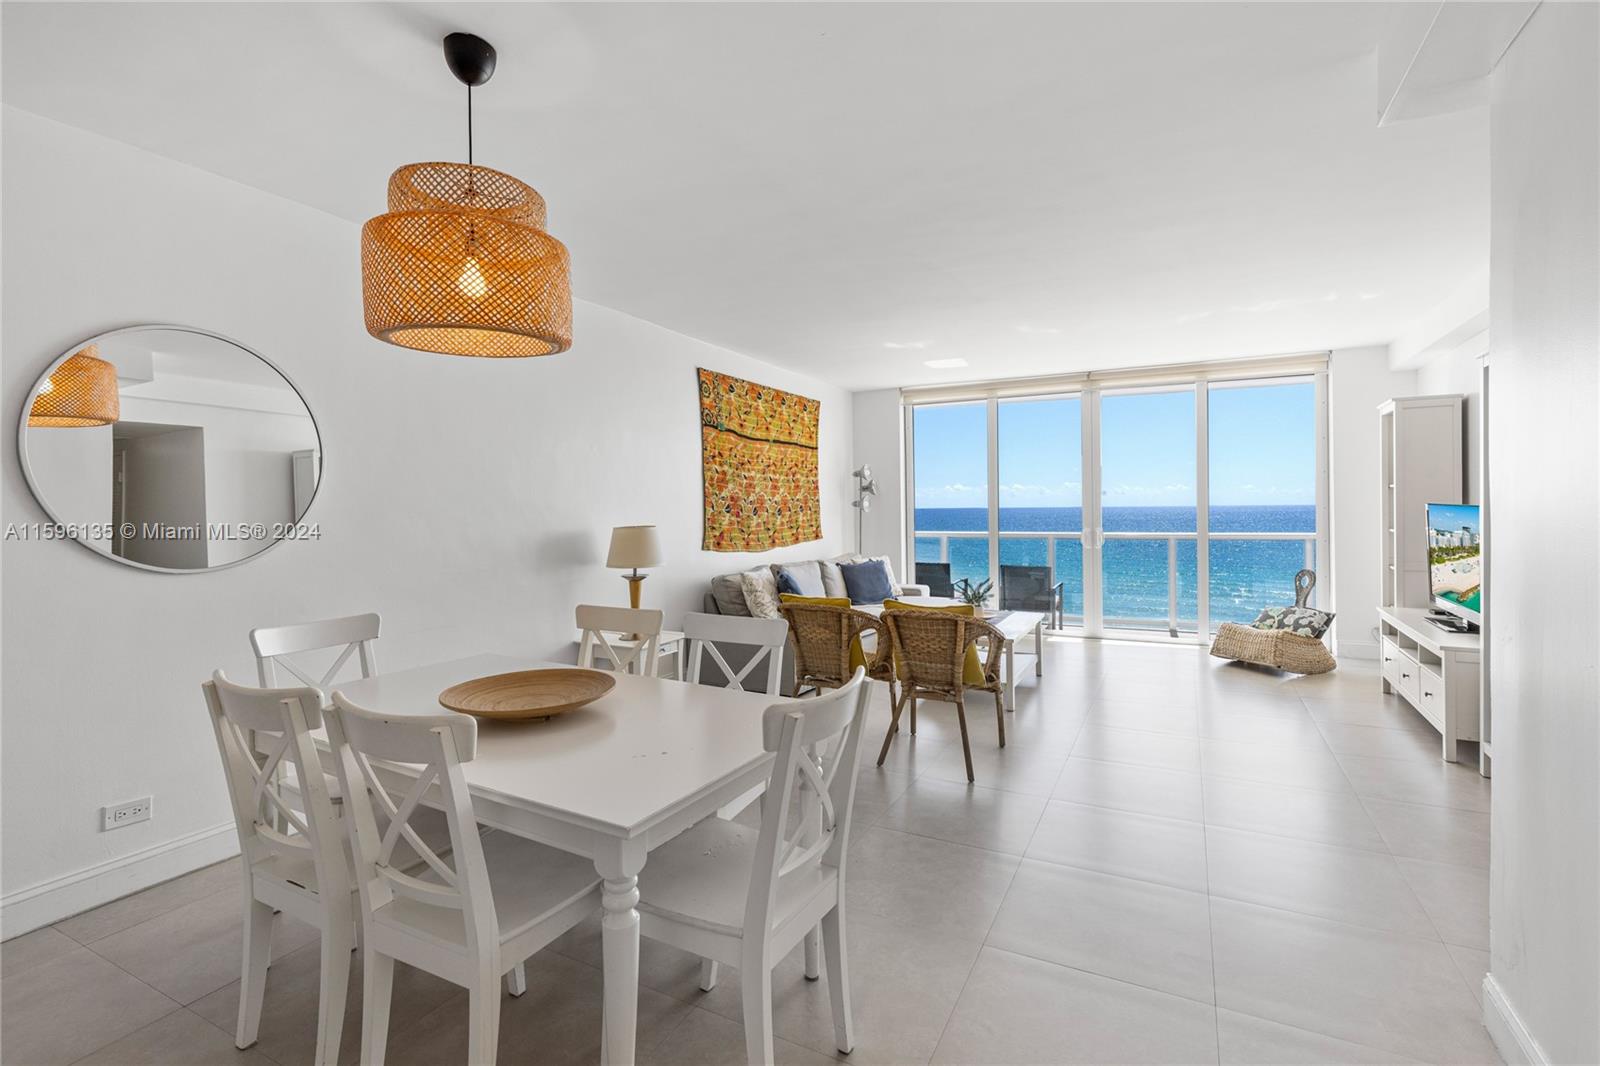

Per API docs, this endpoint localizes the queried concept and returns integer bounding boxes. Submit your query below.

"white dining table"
[327,652,784,1065]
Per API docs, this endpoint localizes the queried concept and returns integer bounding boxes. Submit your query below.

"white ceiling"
[2,2,1488,391]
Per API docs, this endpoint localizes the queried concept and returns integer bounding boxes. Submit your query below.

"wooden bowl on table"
[439,668,616,722]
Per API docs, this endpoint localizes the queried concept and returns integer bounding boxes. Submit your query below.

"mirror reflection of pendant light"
[29,346,119,427]
[361,33,572,358]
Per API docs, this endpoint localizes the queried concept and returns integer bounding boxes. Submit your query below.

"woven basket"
[1209,622,1335,675]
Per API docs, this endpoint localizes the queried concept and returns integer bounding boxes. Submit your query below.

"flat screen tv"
[1427,503,1482,624]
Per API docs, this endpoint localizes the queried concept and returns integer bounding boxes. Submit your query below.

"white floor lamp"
[851,465,877,553]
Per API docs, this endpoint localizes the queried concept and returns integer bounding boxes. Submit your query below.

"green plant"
[954,577,994,608]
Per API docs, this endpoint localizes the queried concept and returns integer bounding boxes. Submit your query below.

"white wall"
[1482,5,1600,1063]
[0,107,855,932]
[851,389,906,566]
[1326,346,1416,658]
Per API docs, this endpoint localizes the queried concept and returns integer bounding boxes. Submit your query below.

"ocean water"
[914,505,1317,629]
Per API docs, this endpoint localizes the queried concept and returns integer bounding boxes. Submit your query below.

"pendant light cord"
[467,83,474,167]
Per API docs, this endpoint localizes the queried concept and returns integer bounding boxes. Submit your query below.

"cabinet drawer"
[1394,652,1421,706]
[1381,639,1402,688]
[1417,667,1444,729]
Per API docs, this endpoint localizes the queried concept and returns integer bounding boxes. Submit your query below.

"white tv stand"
[1377,606,1480,762]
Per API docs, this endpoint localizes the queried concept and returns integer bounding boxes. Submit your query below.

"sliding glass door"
[998,396,1083,621]
[906,371,1326,640]
[1099,387,1198,634]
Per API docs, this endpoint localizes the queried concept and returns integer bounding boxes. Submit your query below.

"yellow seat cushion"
[881,600,987,686]
[778,594,868,672]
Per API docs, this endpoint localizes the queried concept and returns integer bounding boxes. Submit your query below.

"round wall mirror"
[17,325,322,572]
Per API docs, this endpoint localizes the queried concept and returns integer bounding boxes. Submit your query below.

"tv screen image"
[1427,502,1481,620]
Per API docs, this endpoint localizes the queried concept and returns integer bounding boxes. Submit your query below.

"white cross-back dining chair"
[681,611,795,990]
[683,612,789,695]
[249,613,382,812]
[326,691,602,1066]
[204,672,354,1065]
[576,604,664,675]
[635,668,871,1065]
[250,612,382,694]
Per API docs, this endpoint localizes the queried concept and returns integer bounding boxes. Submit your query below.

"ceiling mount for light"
[360,32,572,358]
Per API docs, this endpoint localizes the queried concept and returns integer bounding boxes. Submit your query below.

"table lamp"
[607,524,662,609]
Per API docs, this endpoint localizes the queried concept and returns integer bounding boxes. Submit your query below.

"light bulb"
[457,256,487,300]
[39,376,54,394]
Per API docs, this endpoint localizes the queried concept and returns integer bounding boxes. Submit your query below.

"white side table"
[577,628,687,679]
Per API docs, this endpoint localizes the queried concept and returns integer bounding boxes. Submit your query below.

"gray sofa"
[697,555,928,695]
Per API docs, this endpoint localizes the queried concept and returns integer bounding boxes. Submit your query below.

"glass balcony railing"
[913,530,1315,635]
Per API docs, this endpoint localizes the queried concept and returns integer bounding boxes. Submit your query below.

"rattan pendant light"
[29,346,119,427]
[361,33,572,357]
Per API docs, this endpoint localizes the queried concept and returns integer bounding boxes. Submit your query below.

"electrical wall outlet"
[102,797,152,831]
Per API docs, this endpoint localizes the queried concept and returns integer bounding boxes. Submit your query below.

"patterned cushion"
[739,569,782,619]
[710,573,752,616]
[1251,605,1335,639]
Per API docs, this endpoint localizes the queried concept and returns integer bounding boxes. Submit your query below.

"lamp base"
[622,572,647,640]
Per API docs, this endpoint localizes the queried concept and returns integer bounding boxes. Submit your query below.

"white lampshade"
[606,525,662,569]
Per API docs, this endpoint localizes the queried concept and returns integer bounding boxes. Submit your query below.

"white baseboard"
[0,822,239,938]
[1483,972,1549,1065]
[1337,639,1379,660]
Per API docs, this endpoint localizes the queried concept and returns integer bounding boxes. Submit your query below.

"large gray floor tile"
[0,926,80,978]
[643,1007,842,1066]
[1200,737,1352,793]
[1215,1008,1424,1064]
[1396,857,1490,950]
[89,883,320,1005]
[918,741,1071,797]
[1198,709,1329,750]
[845,826,1020,937]
[190,933,463,1066]
[1070,724,1202,772]
[383,950,693,1066]
[931,947,1219,1064]
[55,859,241,945]
[1210,898,1498,1064]
[1086,700,1199,737]
[877,778,1047,855]
[1446,944,1491,1008]
[1026,801,1208,892]
[1315,719,1443,761]
[75,1007,274,1065]
[987,860,1214,1003]
[0,946,178,1065]
[1052,757,1204,822]
[1336,752,1492,812]
[698,910,983,1066]
[1302,694,1427,728]
[1201,775,1388,852]
[1363,798,1491,869]
[1204,827,1437,938]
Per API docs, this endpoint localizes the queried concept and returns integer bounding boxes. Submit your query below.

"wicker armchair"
[778,601,898,704]
[878,608,1006,783]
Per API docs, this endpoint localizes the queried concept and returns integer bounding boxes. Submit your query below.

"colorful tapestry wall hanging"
[698,368,822,551]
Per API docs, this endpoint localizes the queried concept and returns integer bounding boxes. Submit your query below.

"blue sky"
[1428,503,1479,534]
[914,382,1315,508]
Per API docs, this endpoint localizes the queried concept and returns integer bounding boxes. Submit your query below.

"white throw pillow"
[819,559,847,598]
[772,560,826,598]
[739,568,782,619]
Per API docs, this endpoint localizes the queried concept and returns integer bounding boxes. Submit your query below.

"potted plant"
[954,577,995,614]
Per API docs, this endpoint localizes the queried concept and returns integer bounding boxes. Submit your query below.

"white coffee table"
[860,601,1045,710]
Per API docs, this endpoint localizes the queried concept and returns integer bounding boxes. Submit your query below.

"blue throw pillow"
[839,558,895,604]
[775,568,802,596]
